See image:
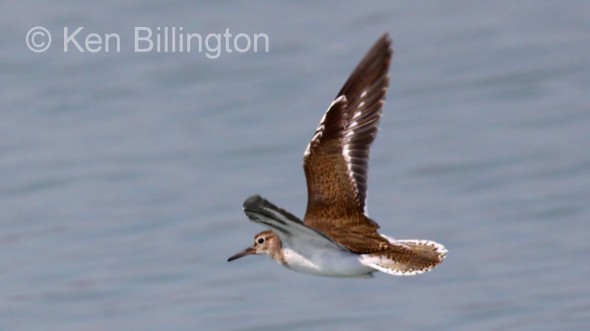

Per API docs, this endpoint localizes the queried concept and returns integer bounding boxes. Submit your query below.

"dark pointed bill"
[227,246,256,262]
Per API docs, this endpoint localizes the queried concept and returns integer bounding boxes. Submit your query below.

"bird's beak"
[227,246,257,262]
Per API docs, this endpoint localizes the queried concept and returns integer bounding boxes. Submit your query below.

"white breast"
[280,246,374,278]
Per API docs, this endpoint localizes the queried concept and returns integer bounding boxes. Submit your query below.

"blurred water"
[1,1,589,330]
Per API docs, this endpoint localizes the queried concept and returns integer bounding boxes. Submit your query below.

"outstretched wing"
[303,34,392,241]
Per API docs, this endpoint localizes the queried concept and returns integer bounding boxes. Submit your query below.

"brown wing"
[302,34,392,248]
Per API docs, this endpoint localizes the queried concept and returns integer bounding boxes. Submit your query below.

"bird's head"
[227,230,282,262]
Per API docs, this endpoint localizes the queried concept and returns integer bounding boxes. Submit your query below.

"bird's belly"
[281,247,373,277]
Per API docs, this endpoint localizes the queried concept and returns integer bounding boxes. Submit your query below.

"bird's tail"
[360,239,447,276]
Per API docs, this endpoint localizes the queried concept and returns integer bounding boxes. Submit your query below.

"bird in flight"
[228,34,447,277]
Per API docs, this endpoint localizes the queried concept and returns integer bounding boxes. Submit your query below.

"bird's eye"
[257,238,265,244]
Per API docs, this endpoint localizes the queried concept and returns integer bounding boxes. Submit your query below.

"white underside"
[278,233,395,277]
[280,247,374,278]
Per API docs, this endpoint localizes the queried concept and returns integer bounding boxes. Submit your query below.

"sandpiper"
[227,34,447,277]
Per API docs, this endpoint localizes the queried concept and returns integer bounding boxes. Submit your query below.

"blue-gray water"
[2,1,589,330]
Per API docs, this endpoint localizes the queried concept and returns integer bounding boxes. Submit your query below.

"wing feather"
[303,34,392,243]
